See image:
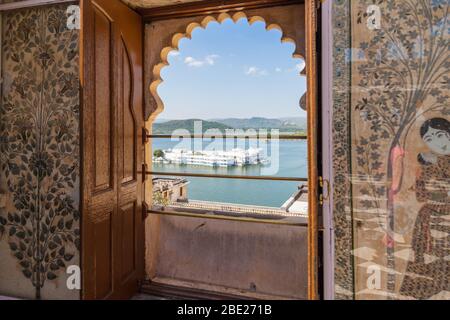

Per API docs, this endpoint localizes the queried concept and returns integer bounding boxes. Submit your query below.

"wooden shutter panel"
[81,0,145,300]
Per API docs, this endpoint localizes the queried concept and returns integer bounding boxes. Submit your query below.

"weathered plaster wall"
[0,4,80,300]
[332,0,449,300]
[148,216,308,299]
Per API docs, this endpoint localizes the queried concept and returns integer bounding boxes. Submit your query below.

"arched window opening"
[150,17,307,218]
[145,13,310,300]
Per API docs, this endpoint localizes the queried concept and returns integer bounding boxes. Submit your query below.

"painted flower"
[37,50,53,68]
[34,44,55,68]
[58,73,79,98]
[14,117,34,142]
[47,10,67,35]
[53,116,71,143]
[17,18,35,43]
[55,195,77,218]
[29,151,54,178]
[12,77,33,99]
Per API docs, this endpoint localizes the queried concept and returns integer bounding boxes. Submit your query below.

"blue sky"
[158,18,307,120]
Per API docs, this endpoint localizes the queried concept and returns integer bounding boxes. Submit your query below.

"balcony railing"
[146,132,308,227]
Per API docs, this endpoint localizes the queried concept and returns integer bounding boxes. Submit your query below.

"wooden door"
[81,0,145,300]
[306,0,320,300]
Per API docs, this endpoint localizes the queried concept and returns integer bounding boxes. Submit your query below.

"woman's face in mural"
[423,127,450,156]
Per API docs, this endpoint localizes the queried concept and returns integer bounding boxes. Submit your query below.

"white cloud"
[184,57,203,67]
[275,67,282,72]
[184,54,219,67]
[245,66,268,76]
[168,51,180,57]
[205,54,219,65]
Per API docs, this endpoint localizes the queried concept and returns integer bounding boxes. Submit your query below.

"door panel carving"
[93,7,114,192]
[82,0,144,300]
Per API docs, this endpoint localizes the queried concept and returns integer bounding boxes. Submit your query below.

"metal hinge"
[142,201,149,221]
[142,163,149,183]
[319,176,330,205]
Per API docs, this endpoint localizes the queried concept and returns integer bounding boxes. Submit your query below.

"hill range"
[152,117,307,135]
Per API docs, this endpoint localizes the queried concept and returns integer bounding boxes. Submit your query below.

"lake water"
[152,139,308,207]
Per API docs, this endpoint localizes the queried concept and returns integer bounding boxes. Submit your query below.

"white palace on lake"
[154,148,269,167]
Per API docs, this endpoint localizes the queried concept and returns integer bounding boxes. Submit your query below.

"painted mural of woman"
[400,118,450,299]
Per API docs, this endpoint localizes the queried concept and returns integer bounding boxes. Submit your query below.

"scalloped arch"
[148,12,306,122]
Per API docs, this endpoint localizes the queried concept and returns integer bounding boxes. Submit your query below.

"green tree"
[153,149,165,158]
[153,191,169,206]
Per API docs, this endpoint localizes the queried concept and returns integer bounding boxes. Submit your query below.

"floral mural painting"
[350,0,449,299]
[0,5,80,299]
[400,118,449,298]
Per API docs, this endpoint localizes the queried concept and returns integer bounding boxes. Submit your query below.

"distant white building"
[152,178,189,204]
[154,148,268,167]
[281,185,308,214]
